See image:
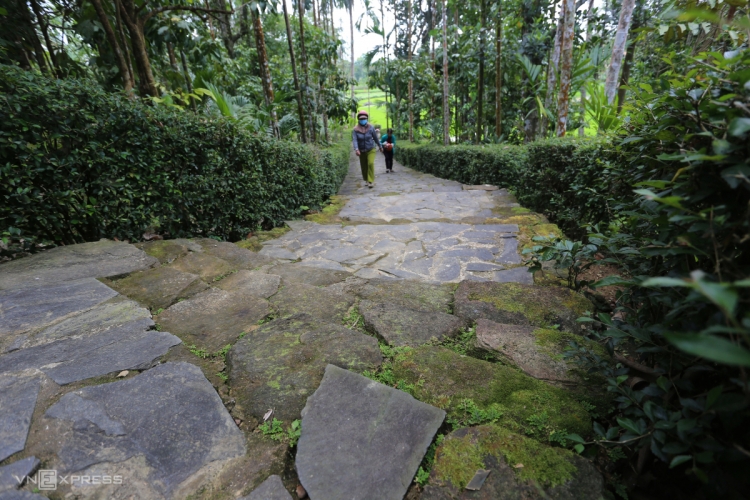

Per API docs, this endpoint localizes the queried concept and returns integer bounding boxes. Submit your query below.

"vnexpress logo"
[17,470,124,490]
[33,469,57,490]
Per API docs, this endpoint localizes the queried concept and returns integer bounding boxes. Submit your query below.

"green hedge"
[396,139,621,239]
[0,65,348,246]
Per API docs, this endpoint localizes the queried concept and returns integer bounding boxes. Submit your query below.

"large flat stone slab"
[454,281,592,334]
[270,282,355,322]
[353,279,455,313]
[216,270,281,298]
[106,266,208,310]
[296,365,445,500]
[392,346,591,437]
[227,314,382,422]
[422,425,603,499]
[476,319,575,383]
[0,456,39,492]
[0,278,118,339]
[0,323,181,385]
[41,362,245,498]
[269,263,351,286]
[242,475,292,500]
[134,239,199,264]
[0,240,158,290]
[359,301,466,347]
[156,288,270,352]
[0,372,40,462]
[168,251,235,282]
[196,239,277,269]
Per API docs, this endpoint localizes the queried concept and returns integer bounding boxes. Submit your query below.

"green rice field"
[352,87,389,129]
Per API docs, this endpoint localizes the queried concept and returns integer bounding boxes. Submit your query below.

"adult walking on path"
[352,110,382,188]
[381,128,396,173]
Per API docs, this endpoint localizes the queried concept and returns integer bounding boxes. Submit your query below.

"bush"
[0,65,348,250]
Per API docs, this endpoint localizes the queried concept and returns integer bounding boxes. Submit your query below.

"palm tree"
[442,0,449,145]
[250,4,280,137]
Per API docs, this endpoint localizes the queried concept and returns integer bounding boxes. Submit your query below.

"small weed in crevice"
[363,343,421,396]
[342,302,366,333]
[259,418,301,447]
[414,433,445,486]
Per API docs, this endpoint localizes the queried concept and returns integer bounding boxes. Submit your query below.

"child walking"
[380,128,396,173]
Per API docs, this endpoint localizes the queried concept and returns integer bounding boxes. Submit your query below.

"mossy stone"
[134,239,195,264]
[270,282,355,322]
[423,425,603,499]
[454,281,592,334]
[269,263,351,286]
[352,279,455,314]
[106,266,208,310]
[391,346,592,437]
[227,314,382,422]
[168,252,235,282]
[195,238,276,269]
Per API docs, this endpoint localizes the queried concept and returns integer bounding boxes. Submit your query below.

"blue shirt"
[352,125,380,153]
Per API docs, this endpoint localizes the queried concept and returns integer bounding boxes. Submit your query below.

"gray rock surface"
[0,240,158,290]
[106,266,208,310]
[0,491,47,499]
[0,456,39,492]
[270,282,355,322]
[0,372,40,462]
[196,239,277,269]
[353,279,454,313]
[269,263,351,286]
[43,362,245,498]
[134,239,195,264]
[359,301,465,347]
[216,270,281,298]
[0,278,117,339]
[296,365,445,500]
[169,251,235,282]
[494,266,534,284]
[242,475,292,500]
[227,314,382,422]
[156,288,270,351]
[0,323,181,385]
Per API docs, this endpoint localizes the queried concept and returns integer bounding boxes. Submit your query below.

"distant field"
[352,88,389,129]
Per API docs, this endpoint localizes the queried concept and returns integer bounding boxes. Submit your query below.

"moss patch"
[235,226,292,252]
[392,346,592,437]
[533,327,607,360]
[304,195,347,224]
[433,425,577,489]
[378,192,401,197]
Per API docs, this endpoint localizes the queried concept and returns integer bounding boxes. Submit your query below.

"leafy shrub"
[0,65,348,249]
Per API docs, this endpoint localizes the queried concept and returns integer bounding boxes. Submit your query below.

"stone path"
[0,153,604,499]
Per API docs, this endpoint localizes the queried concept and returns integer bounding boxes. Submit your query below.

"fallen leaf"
[514,463,524,468]
[296,484,307,498]
[263,409,273,421]
[117,370,129,378]
[234,418,242,427]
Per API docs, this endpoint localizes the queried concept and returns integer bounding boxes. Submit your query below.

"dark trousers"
[384,150,394,171]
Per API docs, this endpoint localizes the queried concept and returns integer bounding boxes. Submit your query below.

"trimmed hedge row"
[395,139,622,239]
[0,65,348,246]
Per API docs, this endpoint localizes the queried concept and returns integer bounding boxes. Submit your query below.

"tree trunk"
[349,4,355,118]
[298,0,315,141]
[29,0,59,76]
[495,1,502,138]
[312,0,318,28]
[213,0,235,58]
[180,49,197,111]
[541,4,563,138]
[579,0,595,137]
[408,0,414,142]
[604,0,635,104]
[115,0,135,87]
[90,0,133,93]
[442,0,450,146]
[380,0,390,130]
[555,0,575,137]
[616,36,636,113]
[283,0,307,142]
[17,0,49,75]
[476,0,486,143]
[251,8,280,138]
[120,0,158,97]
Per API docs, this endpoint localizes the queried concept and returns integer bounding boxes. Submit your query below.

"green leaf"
[728,117,750,137]
[616,418,641,435]
[574,444,585,454]
[592,276,633,288]
[641,277,690,288]
[691,277,738,315]
[670,455,692,468]
[665,333,750,367]
[566,433,585,444]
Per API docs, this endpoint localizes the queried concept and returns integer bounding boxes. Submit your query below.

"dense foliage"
[397,47,750,497]
[0,65,348,248]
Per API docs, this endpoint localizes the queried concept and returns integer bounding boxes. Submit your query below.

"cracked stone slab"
[106,266,208,310]
[269,263,351,286]
[228,314,382,422]
[42,362,245,498]
[242,475,292,500]
[494,266,534,284]
[0,240,158,290]
[270,282,356,323]
[0,322,181,385]
[0,278,118,339]
[195,239,277,269]
[156,288,270,352]
[0,456,39,492]
[353,279,454,313]
[0,372,41,462]
[134,239,198,264]
[168,252,235,282]
[360,301,466,347]
[296,365,445,500]
[216,270,281,298]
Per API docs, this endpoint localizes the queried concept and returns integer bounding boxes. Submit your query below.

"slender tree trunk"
[115,0,135,87]
[579,0,595,136]
[312,0,318,28]
[495,1,503,138]
[213,0,235,57]
[604,0,635,104]
[380,0,390,129]
[283,0,307,142]
[616,36,635,113]
[442,0,450,146]
[349,5,355,118]
[408,0,414,142]
[555,0,575,136]
[476,0,486,142]
[18,0,49,75]
[120,0,158,97]
[251,8,280,138]
[90,0,133,93]
[167,42,177,69]
[298,0,315,141]
[541,4,563,138]
[29,0,59,76]
[180,49,197,110]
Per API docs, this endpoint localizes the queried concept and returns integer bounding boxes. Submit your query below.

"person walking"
[352,111,382,188]
[380,128,396,173]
